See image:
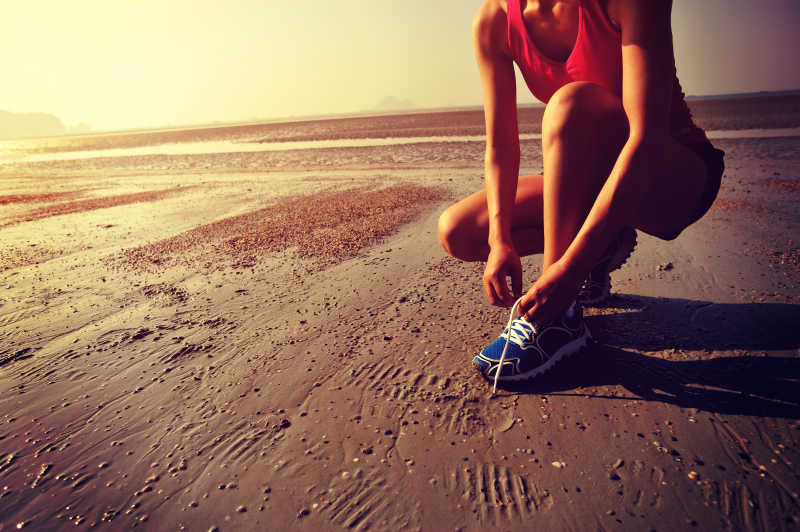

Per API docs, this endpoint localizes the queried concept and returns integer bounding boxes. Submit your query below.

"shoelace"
[503,316,536,346]
[492,297,536,395]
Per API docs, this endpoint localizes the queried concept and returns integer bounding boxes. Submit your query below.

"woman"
[437,0,724,387]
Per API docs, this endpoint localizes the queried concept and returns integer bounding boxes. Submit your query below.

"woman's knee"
[542,82,625,146]
[437,204,483,261]
[437,205,462,256]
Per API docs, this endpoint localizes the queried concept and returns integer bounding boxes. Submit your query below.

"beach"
[1,97,799,531]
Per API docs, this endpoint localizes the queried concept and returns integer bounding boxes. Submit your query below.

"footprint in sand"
[442,461,553,524]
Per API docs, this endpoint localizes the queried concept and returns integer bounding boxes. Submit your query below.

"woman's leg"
[437,174,544,262]
[440,81,710,273]
[438,83,630,267]
[540,83,629,270]
[541,81,709,261]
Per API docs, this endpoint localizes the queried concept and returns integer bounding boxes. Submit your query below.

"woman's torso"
[505,0,706,143]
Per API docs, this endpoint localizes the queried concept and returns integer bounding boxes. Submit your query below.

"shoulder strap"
[505,0,526,59]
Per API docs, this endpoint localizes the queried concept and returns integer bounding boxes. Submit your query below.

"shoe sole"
[605,227,637,274]
[477,325,592,383]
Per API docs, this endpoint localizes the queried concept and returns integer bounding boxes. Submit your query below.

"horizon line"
[5,88,800,141]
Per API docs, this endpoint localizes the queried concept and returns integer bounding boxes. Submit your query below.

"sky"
[3,0,800,132]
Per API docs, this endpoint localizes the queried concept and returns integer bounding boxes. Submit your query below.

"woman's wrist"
[550,255,584,289]
[556,239,596,287]
[487,215,513,248]
[487,231,514,250]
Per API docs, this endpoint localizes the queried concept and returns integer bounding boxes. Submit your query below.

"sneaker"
[473,303,591,387]
[578,227,637,305]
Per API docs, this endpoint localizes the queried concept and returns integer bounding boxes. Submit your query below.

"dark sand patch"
[3,186,196,227]
[712,198,772,215]
[760,177,800,194]
[0,189,89,206]
[140,282,190,306]
[117,184,446,270]
[0,245,63,271]
[769,248,800,276]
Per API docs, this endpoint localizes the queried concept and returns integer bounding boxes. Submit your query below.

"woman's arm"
[474,1,524,307]
[521,0,677,323]
[564,0,675,266]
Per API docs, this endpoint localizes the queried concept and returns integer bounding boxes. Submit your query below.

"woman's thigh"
[455,174,544,231]
[634,138,709,240]
[438,175,545,260]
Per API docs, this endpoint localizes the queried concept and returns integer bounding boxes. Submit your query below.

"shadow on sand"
[502,294,800,419]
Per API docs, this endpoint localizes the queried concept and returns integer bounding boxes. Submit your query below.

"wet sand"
[1,134,800,531]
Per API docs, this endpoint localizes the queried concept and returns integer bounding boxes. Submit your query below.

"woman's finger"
[520,289,541,323]
[483,277,496,306]
[494,275,513,306]
[490,276,508,307]
[518,295,532,321]
[511,264,523,300]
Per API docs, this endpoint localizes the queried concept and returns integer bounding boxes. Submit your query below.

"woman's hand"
[519,258,583,326]
[483,243,523,307]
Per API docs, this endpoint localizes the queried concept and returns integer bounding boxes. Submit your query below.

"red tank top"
[506,0,707,143]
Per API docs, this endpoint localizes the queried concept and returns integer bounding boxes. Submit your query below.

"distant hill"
[374,96,417,112]
[0,110,65,139]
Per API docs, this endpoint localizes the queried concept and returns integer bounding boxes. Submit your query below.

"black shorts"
[683,140,725,225]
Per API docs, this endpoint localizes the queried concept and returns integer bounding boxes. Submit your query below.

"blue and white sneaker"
[473,301,591,390]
